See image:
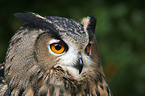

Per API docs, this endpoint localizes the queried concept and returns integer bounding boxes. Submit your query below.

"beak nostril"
[80,59,83,64]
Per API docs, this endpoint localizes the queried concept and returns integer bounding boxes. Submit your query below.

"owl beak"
[79,58,83,74]
[74,58,84,74]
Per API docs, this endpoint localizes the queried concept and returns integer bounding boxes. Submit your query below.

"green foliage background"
[0,0,145,95]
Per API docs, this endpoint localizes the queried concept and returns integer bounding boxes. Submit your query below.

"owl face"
[34,18,99,79]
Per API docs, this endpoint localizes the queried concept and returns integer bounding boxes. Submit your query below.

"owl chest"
[38,68,83,96]
[38,72,111,96]
[41,77,79,96]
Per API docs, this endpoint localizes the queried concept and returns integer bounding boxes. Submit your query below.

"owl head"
[4,12,104,90]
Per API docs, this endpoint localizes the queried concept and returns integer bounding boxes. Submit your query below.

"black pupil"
[54,44,62,50]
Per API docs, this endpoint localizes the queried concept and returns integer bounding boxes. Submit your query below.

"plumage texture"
[0,12,112,96]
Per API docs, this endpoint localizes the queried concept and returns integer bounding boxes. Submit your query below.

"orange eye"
[50,43,65,54]
[86,45,91,55]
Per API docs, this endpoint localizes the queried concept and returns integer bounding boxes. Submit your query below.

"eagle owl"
[0,12,112,96]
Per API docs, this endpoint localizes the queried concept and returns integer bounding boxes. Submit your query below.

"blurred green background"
[0,0,145,96]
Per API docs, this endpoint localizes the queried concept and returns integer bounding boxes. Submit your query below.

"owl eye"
[85,44,91,55]
[50,43,65,54]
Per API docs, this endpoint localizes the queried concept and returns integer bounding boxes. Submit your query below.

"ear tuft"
[81,16,91,31]
[14,12,57,31]
[81,15,97,33]
[14,12,44,23]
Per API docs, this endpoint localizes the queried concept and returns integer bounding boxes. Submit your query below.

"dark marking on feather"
[45,75,50,85]
[15,30,23,35]
[33,51,38,63]
[71,91,76,96]
[37,70,41,74]
[63,77,68,90]
[54,66,65,73]
[49,86,54,96]
[96,90,100,96]
[10,55,15,62]
[77,84,82,92]
[23,31,30,35]
[59,88,64,96]
[5,65,11,72]
[6,47,12,56]
[3,89,10,96]
[84,83,90,96]
[38,73,45,82]
[87,15,97,33]
[29,73,35,82]
[99,84,103,90]
[11,37,21,46]
[40,92,47,96]
[18,88,25,96]
[106,86,110,95]
[97,72,103,83]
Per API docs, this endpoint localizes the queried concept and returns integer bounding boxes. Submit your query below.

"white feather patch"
[57,40,78,66]
[81,16,90,31]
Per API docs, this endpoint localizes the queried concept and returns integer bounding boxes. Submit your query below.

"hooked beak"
[74,57,84,74]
